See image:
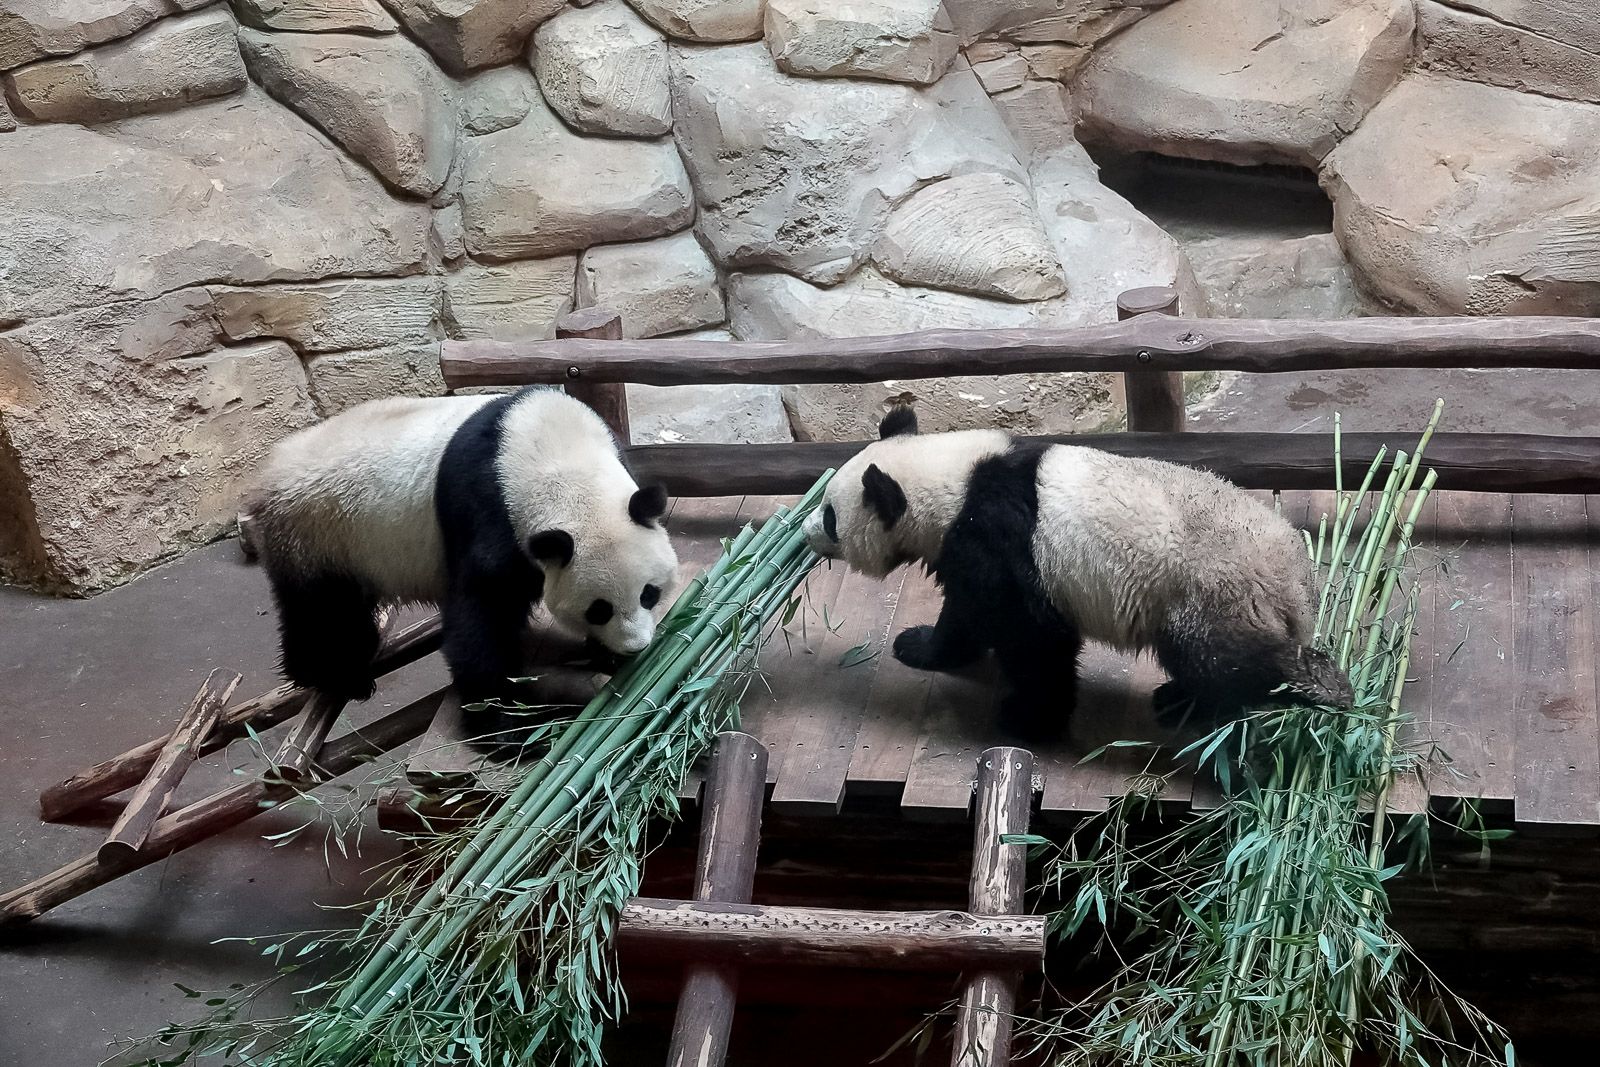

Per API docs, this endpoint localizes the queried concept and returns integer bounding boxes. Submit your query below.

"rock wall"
[3,0,1598,592]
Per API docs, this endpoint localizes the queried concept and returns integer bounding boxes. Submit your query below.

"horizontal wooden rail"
[442,315,1600,388]
[629,432,1600,497]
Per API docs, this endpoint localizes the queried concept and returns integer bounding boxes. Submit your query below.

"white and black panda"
[801,405,1351,741]
[244,387,679,733]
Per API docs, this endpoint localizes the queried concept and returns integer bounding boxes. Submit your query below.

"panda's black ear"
[629,484,669,528]
[878,405,918,439]
[861,464,907,529]
[528,530,574,568]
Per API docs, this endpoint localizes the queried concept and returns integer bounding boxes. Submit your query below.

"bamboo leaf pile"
[1018,402,1513,1067]
[136,474,832,1067]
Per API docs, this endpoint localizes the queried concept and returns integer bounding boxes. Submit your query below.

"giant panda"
[801,405,1351,741]
[244,387,679,736]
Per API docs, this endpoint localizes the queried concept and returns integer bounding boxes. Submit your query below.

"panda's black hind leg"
[270,570,381,702]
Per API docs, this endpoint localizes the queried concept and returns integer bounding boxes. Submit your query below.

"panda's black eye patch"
[822,503,838,543]
[640,584,661,610]
[585,599,614,626]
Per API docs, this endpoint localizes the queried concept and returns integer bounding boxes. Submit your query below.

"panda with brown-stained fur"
[802,404,1352,742]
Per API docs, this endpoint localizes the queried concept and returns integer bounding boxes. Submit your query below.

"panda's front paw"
[892,626,942,670]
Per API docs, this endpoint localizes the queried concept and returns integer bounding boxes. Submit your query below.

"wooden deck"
[660,491,1600,827]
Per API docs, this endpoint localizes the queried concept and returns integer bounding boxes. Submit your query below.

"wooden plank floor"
[662,491,1599,825]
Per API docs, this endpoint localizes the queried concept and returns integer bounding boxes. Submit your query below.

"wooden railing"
[439,291,1600,497]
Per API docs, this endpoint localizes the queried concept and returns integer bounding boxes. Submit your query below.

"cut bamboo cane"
[616,899,1045,970]
[667,731,767,1067]
[953,746,1036,1067]
[2,689,447,925]
[98,669,241,865]
[38,614,442,822]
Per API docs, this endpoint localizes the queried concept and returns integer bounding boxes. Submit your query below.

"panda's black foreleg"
[270,570,381,702]
[440,573,542,747]
[993,618,1082,743]
[892,602,984,672]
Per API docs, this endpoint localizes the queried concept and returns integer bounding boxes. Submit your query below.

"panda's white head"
[528,483,679,655]
[802,406,1009,577]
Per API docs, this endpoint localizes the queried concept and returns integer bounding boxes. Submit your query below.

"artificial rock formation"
[442,258,579,341]
[627,0,764,43]
[577,231,725,339]
[764,0,959,85]
[459,64,538,135]
[1076,0,1415,167]
[238,28,457,198]
[384,0,567,72]
[0,0,214,69]
[533,1,673,137]
[232,0,398,34]
[211,278,447,355]
[5,8,246,123]
[1417,0,1600,107]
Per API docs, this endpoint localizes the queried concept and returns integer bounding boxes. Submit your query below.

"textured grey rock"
[626,0,763,42]
[764,0,959,85]
[1323,71,1600,315]
[577,230,725,338]
[0,0,213,70]
[386,0,566,73]
[628,358,794,445]
[443,257,578,340]
[1418,0,1600,106]
[239,28,457,198]
[459,91,693,259]
[670,43,1025,283]
[233,0,397,33]
[0,87,434,325]
[306,345,447,415]
[872,172,1065,301]
[5,8,246,124]
[210,277,446,353]
[533,1,672,137]
[942,0,1163,45]
[989,78,1075,158]
[969,48,1027,93]
[0,289,316,591]
[1185,233,1374,319]
[459,64,537,135]
[1076,0,1415,167]
[0,86,14,130]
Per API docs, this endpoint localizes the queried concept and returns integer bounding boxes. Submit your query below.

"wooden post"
[558,308,631,443]
[1,689,447,925]
[952,746,1036,1067]
[666,731,768,1067]
[1117,286,1185,433]
[98,669,241,865]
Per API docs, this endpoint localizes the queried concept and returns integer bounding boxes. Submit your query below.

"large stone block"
[306,345,446,415]
[443,258,578,340]
[1418,0,1600,106]
[1185,233,1374,320]
[533,1,672,137]
[576,231,725,338]
[211,277,446,353]
[233,0,397,34]
[764,0,958,85]
[385,0,566,73]
[0,0,213,70]
[1076,0,1414,167]
[459,64,538,136]
[0,87,434,325]
[239,28,457,198]
[626,0,763,42]
[1322,72,1600,315]
[5,8,246,123]
[459,92,693,259]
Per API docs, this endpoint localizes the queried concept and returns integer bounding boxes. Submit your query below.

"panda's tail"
[1284,646,1354,709]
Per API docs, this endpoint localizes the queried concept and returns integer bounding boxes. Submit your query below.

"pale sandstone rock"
[1019,42,1086,81]
[0,87,14,130]
[239,28,457,198]
[670,43,1025,283]
[1076,0,1415,167]
[1185,233,1374,319]
[0,289,315,591]
[0,87,434,325]
[1322,72,1600,315]
[443,257,578,340]
[969,49,1026,94]
[458,65,537,135]
[5,8,245,123]
[533,1,672,137]
[0,0,213,70]
[433,202,467,260]
[627,342,794,445]
[577,230,725,338]
[626,0,763,42]
[386,0,566,73]
[233,0,397,33]
[1418,0,1600,106]
[764,0,959,85]
[459,91,693,259]
[942,0,1163,45]
[989,78,1075,158]
[872,172,1065,301]
[1432,0,1600,55]
[306,345,447,415]
[210,277,446,353]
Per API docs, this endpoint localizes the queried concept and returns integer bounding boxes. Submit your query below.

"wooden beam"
[667,732,768,1067]
[2,689,447,924]
[953,747,1036,1067]
[98,670,241,865]
[616,899,1045,970]
[1117,286,1185,433]
[441,315,1600,388]
[623,432,1600,497]
[558,307,631,442]
[38,615,442,822]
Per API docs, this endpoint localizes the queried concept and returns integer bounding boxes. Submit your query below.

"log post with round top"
[558,307,631,442]
[1117,286,1186,433]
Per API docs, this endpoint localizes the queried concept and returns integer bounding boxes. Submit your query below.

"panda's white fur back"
[1032,446,1313,653]
[249,394,495,603]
